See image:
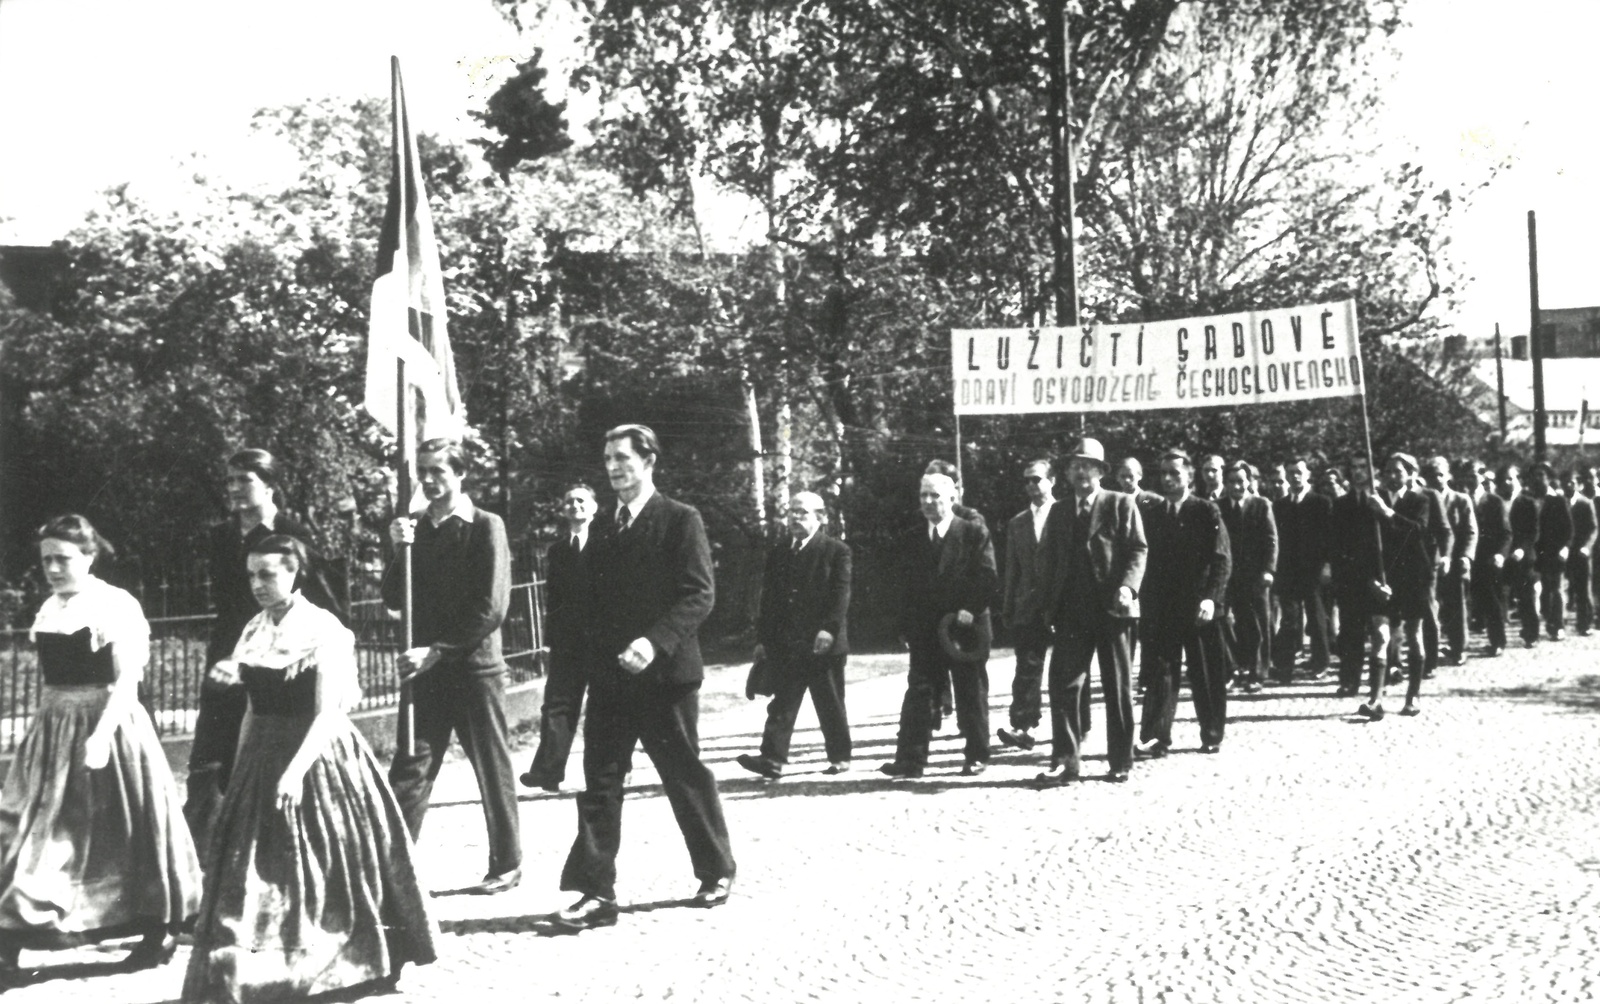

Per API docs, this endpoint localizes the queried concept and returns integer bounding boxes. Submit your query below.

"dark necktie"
[571,534,581,552]
[617,507,632,532]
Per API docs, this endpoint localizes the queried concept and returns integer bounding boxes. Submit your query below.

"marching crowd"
[2,422,1591,1001]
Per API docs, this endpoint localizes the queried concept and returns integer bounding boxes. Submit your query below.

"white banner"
[951,299,1362,415]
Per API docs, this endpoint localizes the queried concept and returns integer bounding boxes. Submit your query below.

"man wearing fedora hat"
[1509,460,1573,646]
[1035,437,1146,784]
[880,468,997,778]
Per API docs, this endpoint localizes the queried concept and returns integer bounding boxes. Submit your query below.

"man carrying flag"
[366,59,520,894]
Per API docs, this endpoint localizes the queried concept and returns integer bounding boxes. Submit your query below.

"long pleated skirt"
[181,714,437,1003]
[0,685,203,948]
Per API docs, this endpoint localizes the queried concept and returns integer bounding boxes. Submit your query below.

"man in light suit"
[1565,468,1597,637]
[1136,450,1231,757]
[522,483,601,792]
[1219,460,1277,692]
[1035,437,1147,784]
[736,491,853,779]
[556,424,735,931]
[880,468,998,778]
[1424,458,1477,667]
[1509,460,1573,646]
[998,458,1057,752]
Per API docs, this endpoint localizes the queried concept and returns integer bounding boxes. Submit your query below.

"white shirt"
[423,494,476,528]
[1030,499,1053,541]
[1074,489,1100,517]
[792,527,819,551]
[569,524,591,552]
[928,513,955,541]
[617,484,657,526]
[29,575,150,677]
[232,593,361,712]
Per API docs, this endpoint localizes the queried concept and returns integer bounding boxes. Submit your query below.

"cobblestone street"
[9,637,1600,1003]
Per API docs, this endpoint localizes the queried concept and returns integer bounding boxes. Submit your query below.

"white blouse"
[29,575,150,679]
[230,594,361,711]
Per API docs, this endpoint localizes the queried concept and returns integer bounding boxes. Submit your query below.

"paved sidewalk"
[9,638,1600,1003]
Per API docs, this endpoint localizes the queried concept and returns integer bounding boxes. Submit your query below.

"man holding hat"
[880,467,997,777]
[1035,437,1146,784]
[1509,460,1573,645]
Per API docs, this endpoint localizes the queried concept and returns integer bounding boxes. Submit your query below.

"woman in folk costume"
[183,535,436,1003]
[0,515,201,980]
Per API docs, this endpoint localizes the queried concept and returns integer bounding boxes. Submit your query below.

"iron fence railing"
[0,579,547,754]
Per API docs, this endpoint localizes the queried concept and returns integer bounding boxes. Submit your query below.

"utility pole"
[1494,322,1508,443]
[1528,211,1547,460]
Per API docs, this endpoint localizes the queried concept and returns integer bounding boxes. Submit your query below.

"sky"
[0,0,1595,338]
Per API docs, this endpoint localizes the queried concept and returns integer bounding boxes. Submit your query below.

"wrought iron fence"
[0,577,547,754]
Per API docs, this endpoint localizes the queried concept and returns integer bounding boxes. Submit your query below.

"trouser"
[526,651,589,785]
[1335,593,1383,692]
[1008,623,1051,731]
[1568,552,1594,634]
[390,666,522,877]
[1274,586,1331,673]
[1224,586,1271,683]
[758,653,852,765]
[1139,619,1228,749]
[1471,559,1507,649]
[183,681,249,852]
[561,676,735,901]
[1047,615,1135,776]
[1421,575,1442,673]
[1518,562,1566,641]
[894,642,990,766]
[1439,565,1470,659]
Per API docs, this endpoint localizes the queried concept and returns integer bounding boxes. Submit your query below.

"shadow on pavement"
[3,958,129,989]
[444,897,705,938]
[1441,674,1600,713]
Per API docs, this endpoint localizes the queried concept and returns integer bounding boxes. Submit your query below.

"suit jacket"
[1039,489,1147,623]
[1510,491,1573,572]
[1218,494,1277,596]
[757,532,851,660]
[1329,491,1396,610]
[1417,487,1455,567]
[900,515,997,646]
[1473,490,1510,565]
[1002,504,1053,629]
[1443,488,1478,566]
[1137,493,1231,634]
[545,531,594,657]
[209,514,348,665]
[1568,493,1598,557]
[1273,490,1333,595]
[588,491,715,685]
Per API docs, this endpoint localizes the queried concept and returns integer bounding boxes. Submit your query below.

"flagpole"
[1348,299,1385,593]
[391,55,415,759]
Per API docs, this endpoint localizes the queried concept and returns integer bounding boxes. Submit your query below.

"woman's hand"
[83,731,112,770]
[208,660,241,686]
[276,767,305,812]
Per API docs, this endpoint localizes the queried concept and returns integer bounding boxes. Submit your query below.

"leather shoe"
[1356,702,1385,721]
[1200,743,1221,754]
[1399,701,1420,717]
[1485,645,1504,657]
[996,727,1036,750]
[823,761,851,775]
[692,876,733,908]
[472,867,522,895]
[1105,768,1130,783]
[961,760,986,776]
[519,770,560,793]
[1035,763,1077,786]
[1134,738,1167,760]
[123,934,177,971]
[736,753,783,780]
[878,761,923,779]
[554,894,618,931]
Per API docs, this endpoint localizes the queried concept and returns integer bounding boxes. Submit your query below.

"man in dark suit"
[880,467,997,778]
[998,458,1057,752]
[1329,454,1393,702]
[1565,469,1597,637]
[521,483,601,792]
[1509,460,1573,646]
[1197,454,1226,503]
[1425,458,1478,667]
[1469,461,1511,656]
[1035,437,1147,784]
[1219,460,1277,692]
[1410,458,1454,679]
[386,437,521,894]
[187,448,348,852]
[556,425,735,930]
[1272,458,1333,679]
[736,491,853,779]
[1135,450,1231,757]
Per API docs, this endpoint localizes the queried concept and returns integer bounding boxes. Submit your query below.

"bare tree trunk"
[742,366,766,530]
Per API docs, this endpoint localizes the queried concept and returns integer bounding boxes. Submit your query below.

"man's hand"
[1372,579,1393,601]
[1510,547,1526,565]
[1260,572,1274,589]
[207,660,241,686]
[1116,586,1135,614]
[398,645,442,681]
[812,630,834,654]
[1559,546,1570,563]
[388,517,417,547]
[1318,563,1333,586]
[1493,552,1506,569]
[1583,546,1593,559]
[1195,598,1215,625]
[1365,494,1393,519]
[753,643,767,663]
[619,638,656,674]
[1456,556,1472,575]
[955,610,974,627]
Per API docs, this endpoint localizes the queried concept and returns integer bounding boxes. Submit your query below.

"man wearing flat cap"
[880,465,997,778]
[1035,437,1147,784]
[1509,460,1573,645]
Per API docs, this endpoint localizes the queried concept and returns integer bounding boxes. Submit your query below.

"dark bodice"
[36,628,117,686]
[241,662,318,718]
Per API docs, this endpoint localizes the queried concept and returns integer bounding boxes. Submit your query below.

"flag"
[364,56,463,441]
